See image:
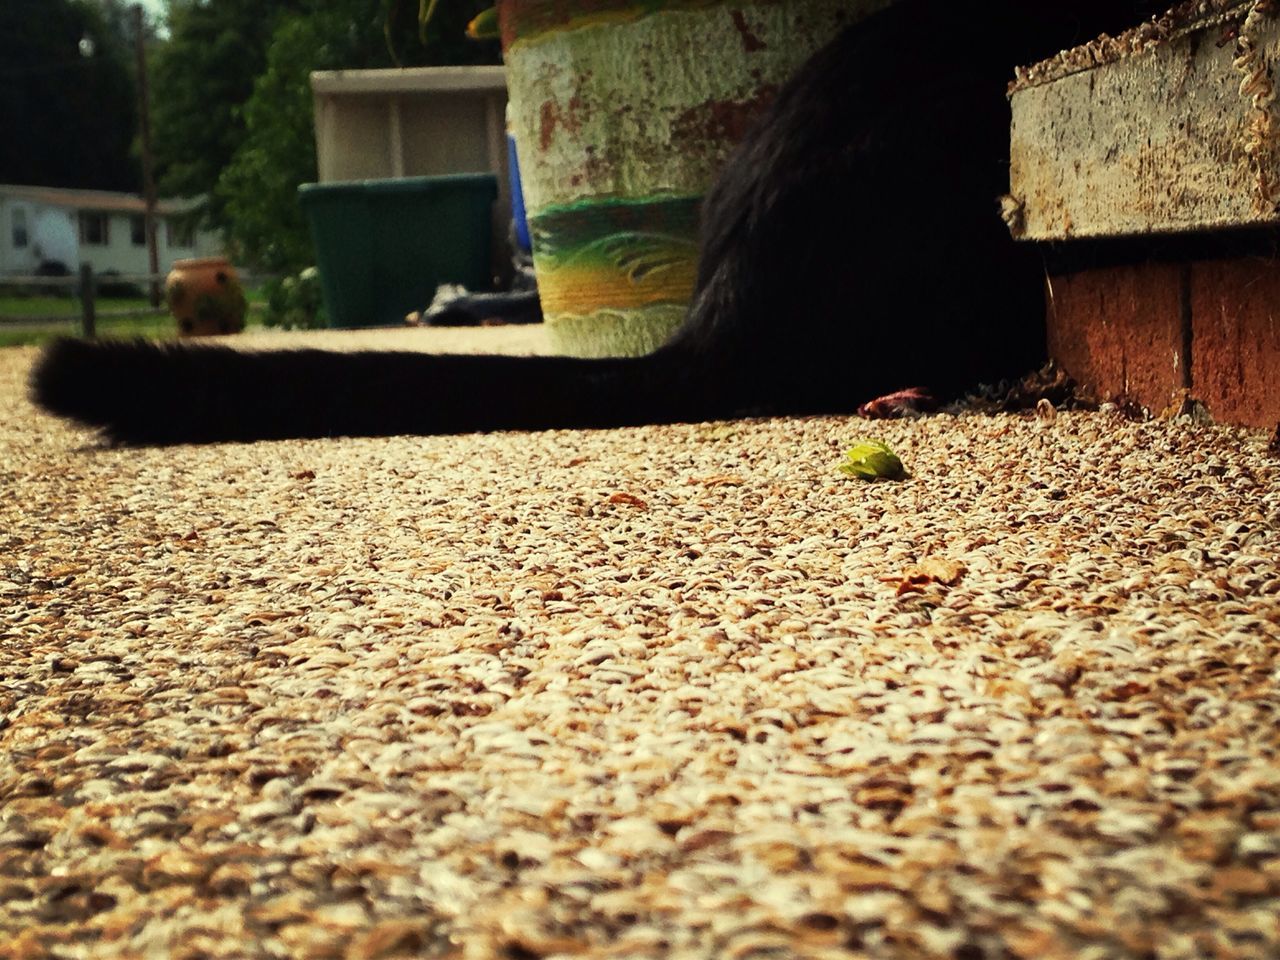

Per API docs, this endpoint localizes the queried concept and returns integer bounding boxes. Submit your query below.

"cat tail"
[29,336,692,445]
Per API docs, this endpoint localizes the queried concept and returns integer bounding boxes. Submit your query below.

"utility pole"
[133,3,161,307]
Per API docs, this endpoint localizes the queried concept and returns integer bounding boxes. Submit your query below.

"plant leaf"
[467,8,500,40]
[839,440,906,481]
[419,0,440,44]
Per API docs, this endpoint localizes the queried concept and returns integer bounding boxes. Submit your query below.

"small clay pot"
[165,256,247,337]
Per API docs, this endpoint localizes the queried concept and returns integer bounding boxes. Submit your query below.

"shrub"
[263,266,326,329]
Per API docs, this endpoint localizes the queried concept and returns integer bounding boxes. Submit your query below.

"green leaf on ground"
[839,440,906,481]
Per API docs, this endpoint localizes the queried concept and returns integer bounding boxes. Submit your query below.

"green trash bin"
[298,174,498,328]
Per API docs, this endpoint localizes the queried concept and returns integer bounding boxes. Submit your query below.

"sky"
[134,0,170,38]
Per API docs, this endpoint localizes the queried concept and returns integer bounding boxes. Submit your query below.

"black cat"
[31,0,1156,445]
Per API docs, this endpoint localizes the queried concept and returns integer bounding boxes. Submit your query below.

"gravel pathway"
[3,330,1279,959]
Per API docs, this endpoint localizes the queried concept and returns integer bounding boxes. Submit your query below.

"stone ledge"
[1008,0,1276,240]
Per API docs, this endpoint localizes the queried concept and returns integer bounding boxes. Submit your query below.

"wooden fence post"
[79,264,96,339]
[134,4,162,309]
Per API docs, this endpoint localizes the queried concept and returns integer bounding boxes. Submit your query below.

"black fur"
[30,0,1157,445]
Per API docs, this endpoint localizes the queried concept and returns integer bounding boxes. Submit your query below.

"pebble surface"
[2,330,1279,959]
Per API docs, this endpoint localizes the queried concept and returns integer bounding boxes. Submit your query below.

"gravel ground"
[2,329,1279,959]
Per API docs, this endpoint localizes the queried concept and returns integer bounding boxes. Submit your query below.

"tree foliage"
[150,0,305,222]
[0,0,139,190]
[213,8,357,272]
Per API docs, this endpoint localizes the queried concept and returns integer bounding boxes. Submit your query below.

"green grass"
[0,295,147,317]
[0,289,270,347]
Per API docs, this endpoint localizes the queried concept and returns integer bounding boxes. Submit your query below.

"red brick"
[1190,259,1280,429]
[1045,256,1280,429]
[1045,263,1185,413]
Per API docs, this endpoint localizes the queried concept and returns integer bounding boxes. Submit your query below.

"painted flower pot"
[497,0,887,356]
[165,256,247,337]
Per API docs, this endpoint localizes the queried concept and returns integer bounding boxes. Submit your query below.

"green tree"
[213,10,343,272]
[0,0,138,190]
[216,0,497,273]
[150,0,305,220]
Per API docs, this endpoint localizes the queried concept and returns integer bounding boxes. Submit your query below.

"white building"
[0,184,222,278]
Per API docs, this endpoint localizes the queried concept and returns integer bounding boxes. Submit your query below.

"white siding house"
[0,184,222,278]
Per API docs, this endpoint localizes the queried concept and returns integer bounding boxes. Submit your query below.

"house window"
[131,215,147,246]
[167,218,195,249]
[11,208,28,248]
[80,212,109,246]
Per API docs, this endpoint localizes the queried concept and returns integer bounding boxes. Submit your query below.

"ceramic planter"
[165,256,247,337]
[497,0,888,356]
